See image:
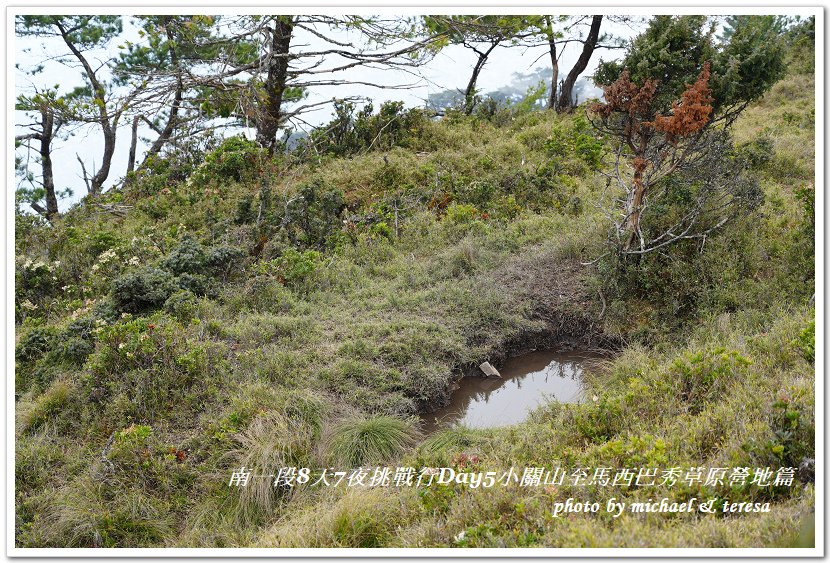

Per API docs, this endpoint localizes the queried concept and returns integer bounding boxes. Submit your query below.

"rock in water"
[479,361,502,378]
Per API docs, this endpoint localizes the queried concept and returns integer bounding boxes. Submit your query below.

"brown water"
[422,349,606,432]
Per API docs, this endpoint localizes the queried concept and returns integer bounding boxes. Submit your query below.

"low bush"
[306,100,429,158]
[164,289,199,321]
[163,236,207,276]
[110,267,177,314]
[192,136,271,185]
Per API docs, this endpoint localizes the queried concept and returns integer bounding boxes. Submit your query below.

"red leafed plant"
[589,63,731,254]
[647,63,714,143]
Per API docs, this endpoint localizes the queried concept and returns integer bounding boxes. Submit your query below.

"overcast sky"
[14,15,638,210]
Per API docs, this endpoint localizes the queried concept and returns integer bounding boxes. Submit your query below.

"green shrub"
[670,347,752,414]
[368,221,394,240]
[206,245,245,279]
[58,337,95,366]
[163,236,207,275]
[274,249,321,291]
[283,180,346,249]
[16,326,58,363]
[543,116,604,171]
[792,320,815,363]
[416,482,458,517]
[240,179,346,251]
[158,238,245,296]
[193,136,269,184]
[15,257,61,318]
[125,149,200,200]
[84,316,211,424]
[593,434,669,468]
[573,395,626,443]
[736,135,775,169]
[765,392,813,467]
[491,194,522,220]
[107,424,154,468]
[444,203,479,224]
[175,272,211,296]
[87,231,122,255]
[164,290,199,321]
[307,100,428,157]
[788,185,815,287]
[111,267,177,314]
[65,315,98,340]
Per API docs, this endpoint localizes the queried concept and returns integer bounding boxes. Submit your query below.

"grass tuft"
[327,415,420,467]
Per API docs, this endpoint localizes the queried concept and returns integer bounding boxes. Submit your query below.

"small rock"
[479,361,501,377]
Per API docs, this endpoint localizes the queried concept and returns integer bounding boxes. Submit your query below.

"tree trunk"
[256,17,293,152]
[39,107,59,220]
[142,79,182,163]
[89,123,115,197]
[556,15,602,112]
[464,42,499,115]
[545,16,559,110]
[57,20,116,197]
[126,115,139,176]
[624,156,648,251]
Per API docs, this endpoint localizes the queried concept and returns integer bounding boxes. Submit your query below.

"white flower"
[454,530,466,543]
[99,249,117,263]
[91,264,100,271]
[592,395,599,403]
[118,343,126,350]
[20,299,38,310]
[128,256,141,266]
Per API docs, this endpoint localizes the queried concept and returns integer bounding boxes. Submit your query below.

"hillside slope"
[14,52,815,548]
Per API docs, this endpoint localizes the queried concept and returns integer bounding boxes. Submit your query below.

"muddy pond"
[422,348,608,433]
